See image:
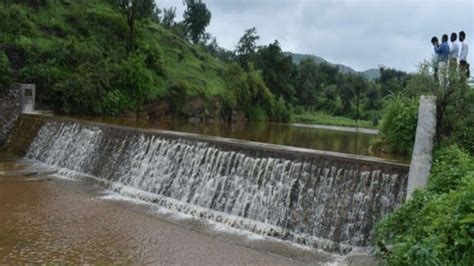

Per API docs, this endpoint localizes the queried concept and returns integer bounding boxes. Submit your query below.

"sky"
[157,0,474,72]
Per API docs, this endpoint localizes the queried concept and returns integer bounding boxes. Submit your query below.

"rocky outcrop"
[0,86,21,147]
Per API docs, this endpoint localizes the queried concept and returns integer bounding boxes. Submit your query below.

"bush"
[248,106,268,121]
[379,95,418,154]
[375,145,474,265]
[272,96,291,122]
[0,51,12,92]
[143,44,165,76]
[166,80,190,115]
[0,5,33,41]
[429,145,474,194]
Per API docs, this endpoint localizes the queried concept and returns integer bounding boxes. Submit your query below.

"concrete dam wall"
[4,114,409,253]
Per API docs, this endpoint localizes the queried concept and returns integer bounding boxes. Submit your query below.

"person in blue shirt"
[435,34,450,61]
[434,34,450,86]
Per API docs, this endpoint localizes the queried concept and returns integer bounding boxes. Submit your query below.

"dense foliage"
[376,145,474,265]
[375,64,474,265]
[183,0,211,45]
[378,95,418,154]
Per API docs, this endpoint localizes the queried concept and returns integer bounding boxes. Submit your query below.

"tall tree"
[254,40,295,101]
[162,7,176,28]
[235,27,259,68]
[183,0,211,45]
[116,0,155,52]
[377,66,410,96]
[295,58,320,109]
[151,5,162,23]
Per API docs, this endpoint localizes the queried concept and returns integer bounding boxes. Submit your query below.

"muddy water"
[1,154,376,265]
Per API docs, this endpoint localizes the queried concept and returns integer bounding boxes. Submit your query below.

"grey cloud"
[157,0,473,72]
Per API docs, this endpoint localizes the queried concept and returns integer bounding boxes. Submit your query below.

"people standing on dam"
[434,34,450,86]
[459,31,470,78]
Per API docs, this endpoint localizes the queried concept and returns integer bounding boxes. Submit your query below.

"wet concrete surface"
[0,154,364,265]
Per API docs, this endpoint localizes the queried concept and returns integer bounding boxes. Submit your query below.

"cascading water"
[23,119,408,253]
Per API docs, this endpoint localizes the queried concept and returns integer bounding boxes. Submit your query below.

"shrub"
[379,95,418,154]
[166,80,190,115]
[248,106,268,121]
[429,145,474,194]
[272,96,291,122]
[375,145,474,265]
[0,5,33,41]
[143,44,165,76]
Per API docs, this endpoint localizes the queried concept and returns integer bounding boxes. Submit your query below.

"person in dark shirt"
[431,36,440,80]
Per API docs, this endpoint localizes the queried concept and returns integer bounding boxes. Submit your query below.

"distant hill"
[284,52,381,80]
[361,68,381,80]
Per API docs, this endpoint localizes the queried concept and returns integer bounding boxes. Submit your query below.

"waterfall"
[24,119,408,253]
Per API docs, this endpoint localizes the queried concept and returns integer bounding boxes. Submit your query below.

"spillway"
[3,114,409,253]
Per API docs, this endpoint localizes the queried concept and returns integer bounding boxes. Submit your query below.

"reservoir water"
[58,116,408,162]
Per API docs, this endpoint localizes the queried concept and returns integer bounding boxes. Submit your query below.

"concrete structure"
[407,96,437,199]
[20,83,35,113]
[5,114,410,254]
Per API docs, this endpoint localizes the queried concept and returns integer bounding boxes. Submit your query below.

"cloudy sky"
[157,0,473,72]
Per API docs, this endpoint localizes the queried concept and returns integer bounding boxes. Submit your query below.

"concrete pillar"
[406,96,437,199]
[20,83,36,113]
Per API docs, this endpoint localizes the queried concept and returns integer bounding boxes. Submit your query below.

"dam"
[2,114,409,256]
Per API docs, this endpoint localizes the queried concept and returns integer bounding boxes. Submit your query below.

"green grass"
[292,112,376,128]
[1,0,232,114]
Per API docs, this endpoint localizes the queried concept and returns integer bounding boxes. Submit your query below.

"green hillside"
[0,0,280,121]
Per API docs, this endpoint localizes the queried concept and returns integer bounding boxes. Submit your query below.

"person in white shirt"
[431,36,440,79]
[459,31,470,77]
[449,32,459,72]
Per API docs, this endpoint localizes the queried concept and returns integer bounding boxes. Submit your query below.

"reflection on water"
[58,116,408,162]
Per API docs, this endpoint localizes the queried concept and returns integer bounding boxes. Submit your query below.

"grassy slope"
[292,112,375,128]
[145,23,226,97]
[1,1,227,102]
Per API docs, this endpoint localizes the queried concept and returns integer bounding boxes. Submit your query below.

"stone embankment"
[0,86,21,146]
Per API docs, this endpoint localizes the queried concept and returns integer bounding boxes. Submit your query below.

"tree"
[295,58,320,109]
[254,40,295,101]
[376,66,410,96]
[236,27,259,68]
[151,5,162,23]
[183,0,211,45]
[115,0,155,52]
[162,7,176,28]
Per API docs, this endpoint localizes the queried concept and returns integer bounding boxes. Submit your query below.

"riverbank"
[291,123,379,135]
[292,113,376,129]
